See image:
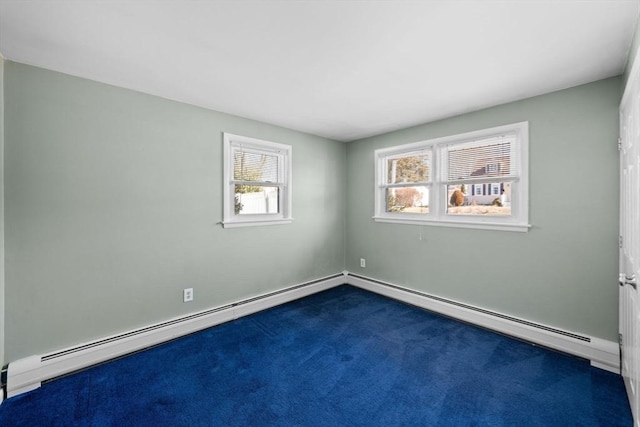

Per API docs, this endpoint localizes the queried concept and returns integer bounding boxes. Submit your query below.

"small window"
[223,133,292,228]
[374,122,529,232]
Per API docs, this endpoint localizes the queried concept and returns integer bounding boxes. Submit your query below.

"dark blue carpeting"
[0,285,632,426]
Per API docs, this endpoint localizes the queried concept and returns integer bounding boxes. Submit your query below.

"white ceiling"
[0,1,638,142]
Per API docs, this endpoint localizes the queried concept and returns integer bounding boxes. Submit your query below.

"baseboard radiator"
[344,273,619,374]
[4,271,619,401]
[4,273,346,399]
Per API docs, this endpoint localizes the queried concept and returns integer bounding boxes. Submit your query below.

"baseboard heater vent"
[42,305,235,362]
[345,272,618,374]
[42,273,343,363]
[347,273,590,342]
[5,273,346,399]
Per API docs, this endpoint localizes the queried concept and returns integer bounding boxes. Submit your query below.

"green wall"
[3,62,346,361]
[0,60,626,363]
[345,77,621,341]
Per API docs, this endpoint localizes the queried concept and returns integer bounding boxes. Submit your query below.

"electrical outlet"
[360,258,366,268]
[183,288,194,302]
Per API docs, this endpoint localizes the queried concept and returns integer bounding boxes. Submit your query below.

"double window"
[223,133,292,228]
[374,122,529,232]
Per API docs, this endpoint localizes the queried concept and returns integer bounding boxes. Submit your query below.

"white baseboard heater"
[345,272,619,374]
[4,273,346,399]
[3,271,619,401]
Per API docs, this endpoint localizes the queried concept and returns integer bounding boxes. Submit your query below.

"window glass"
[386,186,429,213]
[446,182,511,216]
[387,153,430,184]
[234,185,279,215]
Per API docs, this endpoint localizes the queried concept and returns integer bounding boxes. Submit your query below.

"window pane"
[234,185,279,215]
[387,153,430,184]
[447,136,513,180]
[386,186,429,213]
[234,150,279,182]
[446,182,511,216]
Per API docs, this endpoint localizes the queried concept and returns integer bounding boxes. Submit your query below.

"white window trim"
[222,133,292,228]
[373,122,530,232]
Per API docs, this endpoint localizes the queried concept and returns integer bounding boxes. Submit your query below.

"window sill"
[222,218,293,228]
[372,216,531,232]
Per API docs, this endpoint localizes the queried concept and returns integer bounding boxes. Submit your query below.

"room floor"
[0,285,632,426]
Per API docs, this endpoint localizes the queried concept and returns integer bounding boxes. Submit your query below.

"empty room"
[0,0,639,425]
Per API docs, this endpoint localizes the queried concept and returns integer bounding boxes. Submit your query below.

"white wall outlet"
[183,288,194,302]
[360,258,366,268]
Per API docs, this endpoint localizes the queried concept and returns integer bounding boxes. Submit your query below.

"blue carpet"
[0,285,632,426]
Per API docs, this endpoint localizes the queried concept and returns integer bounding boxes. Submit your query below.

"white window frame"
[222,133,292,228]
[373,122,530,232]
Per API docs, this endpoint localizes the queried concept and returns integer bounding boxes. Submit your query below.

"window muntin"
[223,133,292,228]
[374,122,529,232]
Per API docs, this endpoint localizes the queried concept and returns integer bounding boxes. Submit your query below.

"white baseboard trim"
[5,273,345,399]
[345,272,620,374]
